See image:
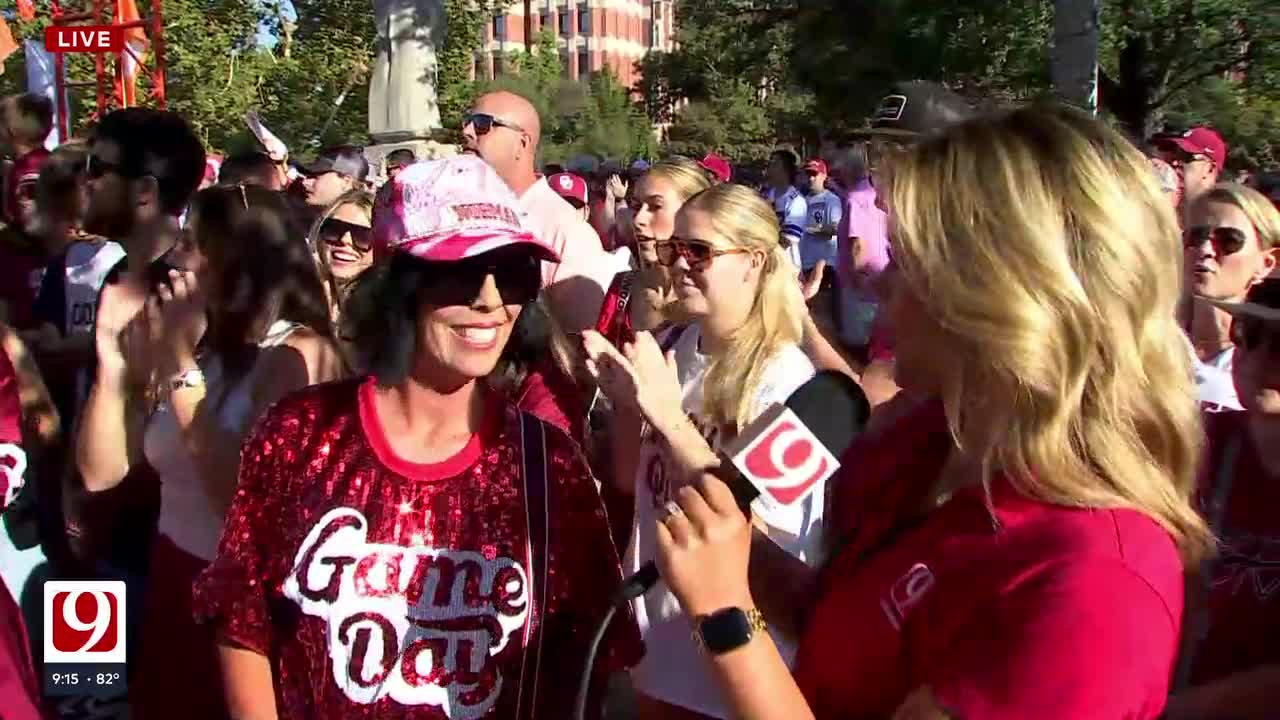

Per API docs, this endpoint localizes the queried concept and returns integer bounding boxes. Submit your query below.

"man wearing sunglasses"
[299,144,369,209]
[462,91,612,334]
[75,107,205,586]
[1156,126,1227,216]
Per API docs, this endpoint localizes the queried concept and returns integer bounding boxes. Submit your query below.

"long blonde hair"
[886,104,1213,564]
[1189,182,1280,251]
[681,183,807,431]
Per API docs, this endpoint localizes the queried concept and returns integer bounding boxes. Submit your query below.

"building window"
[559,8,570,35]
[492,14,506,41]
[645,19,654,47]
[577,49,590,80]
[577,4,590,34]
[540,9,551,29]
[491,51,504,78]
[559,49,570,77]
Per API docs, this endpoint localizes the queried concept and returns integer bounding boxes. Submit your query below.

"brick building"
[478,0,676,89]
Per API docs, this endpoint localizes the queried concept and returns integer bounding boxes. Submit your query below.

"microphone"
[573,370,868,720]
[615,370,870,603]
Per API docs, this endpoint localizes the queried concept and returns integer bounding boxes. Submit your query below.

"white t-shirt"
[765,186,806,270]
[626,323,821,717]
[64,240,126,336]
[800,189,843,271]
[146,321,302,560]
[1185,334,1241,412]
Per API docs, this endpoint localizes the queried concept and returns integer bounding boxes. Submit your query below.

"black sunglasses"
[1184,225,1250,257]
[423,253,542,307]
[463,112,526,137]
[655,237,750,270]
[1231,315,1280,353]
[320,218,374,253]
[86,154,146,180]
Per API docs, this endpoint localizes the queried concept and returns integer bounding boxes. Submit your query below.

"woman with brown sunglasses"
[582,183,820,720]
[1182,184,1280,412]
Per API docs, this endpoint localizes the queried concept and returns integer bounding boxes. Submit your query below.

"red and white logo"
[728,405,840,509]
[880,563,935,631]
[43,26,124,53]
[43,581,127,663]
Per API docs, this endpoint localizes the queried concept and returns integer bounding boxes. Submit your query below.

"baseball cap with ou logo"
[1167,126,1227,169]
[373,154,560,264]
[547,172,589,208]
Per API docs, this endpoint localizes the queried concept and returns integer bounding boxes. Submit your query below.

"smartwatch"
[693,607,767,656]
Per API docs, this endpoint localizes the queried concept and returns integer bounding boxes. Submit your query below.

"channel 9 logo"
[43,581,127,664]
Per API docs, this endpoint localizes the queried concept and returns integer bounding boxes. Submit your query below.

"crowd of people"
[0,75,1276,720]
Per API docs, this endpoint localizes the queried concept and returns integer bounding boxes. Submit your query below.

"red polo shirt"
[797,400,1184,719]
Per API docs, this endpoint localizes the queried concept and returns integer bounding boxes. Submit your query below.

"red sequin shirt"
[193,378,640,719]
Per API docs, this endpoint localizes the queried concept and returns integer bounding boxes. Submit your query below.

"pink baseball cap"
[373,155,560,264]
[547,172,588,208]
[698,153,732,183]
[1167,127,1227,168]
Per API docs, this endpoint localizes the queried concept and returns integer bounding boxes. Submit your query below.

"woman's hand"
[581,330,684,430]
[801,261,826,301]
[655,472,754,617]
[150,270,207,376]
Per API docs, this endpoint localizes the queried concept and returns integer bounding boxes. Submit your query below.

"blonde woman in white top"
[584,183,820,720]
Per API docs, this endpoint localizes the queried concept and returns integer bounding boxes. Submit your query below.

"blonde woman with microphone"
[584,183,820,720]
[648,104,1212,719]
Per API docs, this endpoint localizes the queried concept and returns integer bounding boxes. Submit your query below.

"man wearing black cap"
[825,81,975,408]
[383,147,415,182]
[299,144,369,208]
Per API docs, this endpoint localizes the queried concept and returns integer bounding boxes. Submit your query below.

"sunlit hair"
[681,183,806,430]
[647,157,714,205]
[307,188,375,319]
[1188,183,1280,251]
[886,103,1213,564]
[190,185,336,391]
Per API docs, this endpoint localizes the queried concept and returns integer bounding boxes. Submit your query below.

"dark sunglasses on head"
[655,237,750,269]
[1230,315,1280,352]
[423,253,542,307]
[320,218,374,253]
[1184,225,1250,256]
[463,112,526,137]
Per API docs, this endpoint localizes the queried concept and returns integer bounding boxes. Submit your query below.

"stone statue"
[369,0,446,142]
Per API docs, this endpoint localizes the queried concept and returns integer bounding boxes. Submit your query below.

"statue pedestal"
[363,139,459,184]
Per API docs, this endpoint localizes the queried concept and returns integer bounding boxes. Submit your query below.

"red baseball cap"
[373,155,559,264]
[1167,127,1227,169]
[698,153,732,183]
[804,158,829,175]
[547,172,588,208]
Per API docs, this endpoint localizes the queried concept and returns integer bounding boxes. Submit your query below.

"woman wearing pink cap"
[194,155,638,720]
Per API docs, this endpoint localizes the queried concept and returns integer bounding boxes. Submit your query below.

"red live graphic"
[43,26,124,53]
[51,589,119,653]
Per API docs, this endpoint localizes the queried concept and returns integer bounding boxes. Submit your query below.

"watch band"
[693,607,766,656]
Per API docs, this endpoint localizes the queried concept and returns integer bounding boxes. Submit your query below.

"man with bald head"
[463,91,613,333]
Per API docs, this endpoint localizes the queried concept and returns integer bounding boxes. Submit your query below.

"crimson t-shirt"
[193,378,639,719]
[799,400,1183,719]
[1188,410,1280,685]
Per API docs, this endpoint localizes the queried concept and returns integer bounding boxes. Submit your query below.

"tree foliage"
[639,0,1277,168]
[481,30,656,163]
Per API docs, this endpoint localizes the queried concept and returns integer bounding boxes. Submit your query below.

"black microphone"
[613,370,869,603]
[574,371,868,719]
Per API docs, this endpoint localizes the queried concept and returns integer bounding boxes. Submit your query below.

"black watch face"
[701,608,753,654]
